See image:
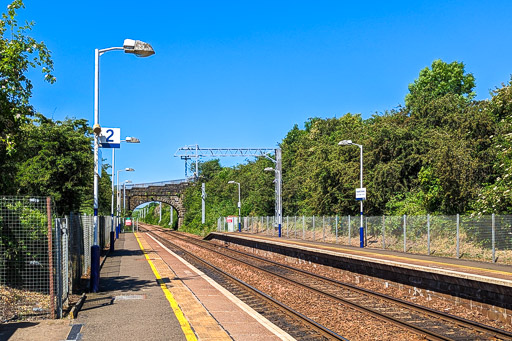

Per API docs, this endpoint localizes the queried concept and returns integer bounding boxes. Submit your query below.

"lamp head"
[264,167,275,172]
[125,168,135,172]
[125,136,140,143]
[338,140,353,146]
[228,181,235,184]
[123,39,155,57]
[93,124,101,135]
[125,180,133,183]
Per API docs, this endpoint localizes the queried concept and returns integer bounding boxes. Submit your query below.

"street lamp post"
[264,167,282,237]
[228,181,241,232]
[91,39,154,293]
[338,140,365,248]
[110,137,140,253]
[123,180,132,216]
[117,168,134,238]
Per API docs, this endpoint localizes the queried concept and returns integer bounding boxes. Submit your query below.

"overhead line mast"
[174,145,283,236]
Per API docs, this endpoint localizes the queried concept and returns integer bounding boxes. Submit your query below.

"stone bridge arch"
[125,180,190,229]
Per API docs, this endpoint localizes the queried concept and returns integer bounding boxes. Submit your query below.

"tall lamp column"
[338,140,365,248]
[117,168,134,238]
[91,39,154,293]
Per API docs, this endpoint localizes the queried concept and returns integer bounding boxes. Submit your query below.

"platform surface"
[72,232,293,341]
[1,232,295,341]
[74,233,189,341]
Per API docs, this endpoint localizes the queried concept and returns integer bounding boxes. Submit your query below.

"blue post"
[110,231,115,252]
[278,223,282,237]
[90,245,100,292]
[238,222,241,233]
[90,208,100,293]
[116,222,120,239]
[360,210,364,248]
[110,214,115,252]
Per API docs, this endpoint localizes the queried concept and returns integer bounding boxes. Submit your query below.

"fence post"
[294,216,297,239]
[427,214,430,256]
[403,214,407,253]
[55,218,63,319]
[365,217,368,247]
[312,216,316,241]
[302,215,305,239]
[492,213,496,263]
[335,215,339,244]
[456,214,460,259]
[348,215,351,246]
[286,216,289,238]
[323,216,325,241]
[46,197,55,319]
[382,215,385,249]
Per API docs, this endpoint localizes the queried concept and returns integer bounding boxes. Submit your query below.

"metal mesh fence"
[1,196,114,321]
[0,196,55,320]
[230,214,512,264]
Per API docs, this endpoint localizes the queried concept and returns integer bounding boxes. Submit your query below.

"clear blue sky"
[20,1,512,184]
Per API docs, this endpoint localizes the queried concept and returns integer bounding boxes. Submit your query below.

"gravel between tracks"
[157,230,424,341]
[210,237,512,333]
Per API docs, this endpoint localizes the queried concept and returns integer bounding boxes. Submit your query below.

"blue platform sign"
[99,128,121,148]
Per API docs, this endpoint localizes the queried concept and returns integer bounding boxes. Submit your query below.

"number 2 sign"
[99,127,121,148]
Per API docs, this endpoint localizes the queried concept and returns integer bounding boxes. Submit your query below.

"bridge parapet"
[125,179,189,189]
[125,180,191,229]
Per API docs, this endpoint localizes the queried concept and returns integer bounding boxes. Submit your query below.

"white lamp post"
[117,168,134,219]
[338,140,365,248]
[264,167,282,237]
[91,39,154,293]
[116,168,134,241]
[110,137,140,252]
[228,181,241,232]
[123,180,132,216]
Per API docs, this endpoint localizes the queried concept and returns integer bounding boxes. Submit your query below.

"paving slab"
[74,233,187,341]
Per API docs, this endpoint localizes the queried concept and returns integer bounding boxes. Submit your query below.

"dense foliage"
[176,60,512,232]
[0,1,112,215]
[2,1,512,226]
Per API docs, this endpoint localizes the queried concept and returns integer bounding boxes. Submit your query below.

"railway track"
[143,225,512,341]
[141,225,347,340]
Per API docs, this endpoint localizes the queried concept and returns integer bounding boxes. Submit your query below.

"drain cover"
[114,295,146,301]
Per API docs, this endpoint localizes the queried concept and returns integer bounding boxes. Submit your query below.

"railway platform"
[65,232,292,341]
[207,232,512,326]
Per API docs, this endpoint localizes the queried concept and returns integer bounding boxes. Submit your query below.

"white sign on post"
[99,127,121,148]
[355,187,366,200]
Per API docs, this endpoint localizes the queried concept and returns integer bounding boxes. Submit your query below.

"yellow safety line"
[241,234,512,277]
[134,233,198,341]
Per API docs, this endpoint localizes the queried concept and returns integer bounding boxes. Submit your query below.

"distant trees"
[405,59,476,120]
[181,60,512,232]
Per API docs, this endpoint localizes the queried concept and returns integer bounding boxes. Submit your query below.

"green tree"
[405,60,475,120]
[473,79,512,214]
[0,0,55,192]
[14,114,99,215]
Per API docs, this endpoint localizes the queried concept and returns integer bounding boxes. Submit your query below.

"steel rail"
[198,234,512,340]
[143,226,347,341]
[156,227,512,341]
